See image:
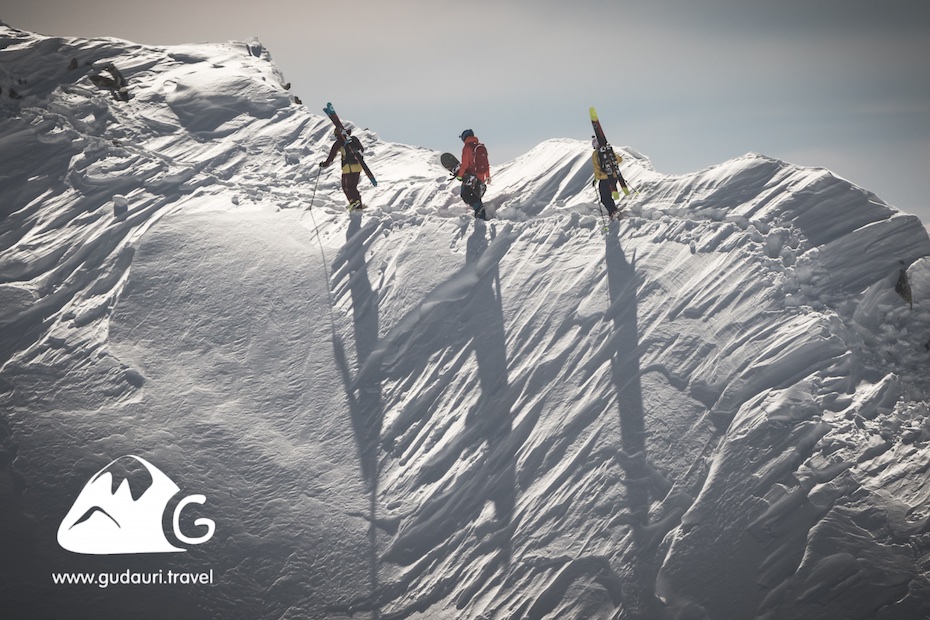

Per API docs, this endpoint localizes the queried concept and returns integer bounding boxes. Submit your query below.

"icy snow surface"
[2,24,930,620]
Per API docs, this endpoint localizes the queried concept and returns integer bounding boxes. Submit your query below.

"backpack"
[471,141,491,182]
[596,145,620,178]
[342,136,363,165]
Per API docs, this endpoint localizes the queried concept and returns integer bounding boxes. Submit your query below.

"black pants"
[342,172,361,207]
[598,179,618,216]
[461,175,486,208]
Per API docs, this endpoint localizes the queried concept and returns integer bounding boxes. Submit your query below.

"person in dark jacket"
[320,128,365,211]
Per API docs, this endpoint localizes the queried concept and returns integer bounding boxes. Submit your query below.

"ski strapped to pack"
[590,107,630,194]
[323,102,378,186]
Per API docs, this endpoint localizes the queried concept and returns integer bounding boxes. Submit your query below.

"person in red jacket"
[320,127,365,211]
[455,129,489,220]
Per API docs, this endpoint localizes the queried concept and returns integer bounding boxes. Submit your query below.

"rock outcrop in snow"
[2,24,930,620]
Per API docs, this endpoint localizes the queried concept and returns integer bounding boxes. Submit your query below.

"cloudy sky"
[5,0,929,224]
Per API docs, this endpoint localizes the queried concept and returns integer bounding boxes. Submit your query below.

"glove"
[319,161,329,168]
[611,191,620,200]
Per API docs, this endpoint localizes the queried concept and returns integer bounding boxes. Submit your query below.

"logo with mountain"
[57,455,215,555]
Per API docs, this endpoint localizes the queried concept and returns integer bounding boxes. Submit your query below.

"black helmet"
[459,129,474,141]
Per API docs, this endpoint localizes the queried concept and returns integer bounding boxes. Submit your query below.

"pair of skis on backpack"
[591,106,637,197]
[324,102,374,216]
[323,102,377,188]
[592,106,637,230]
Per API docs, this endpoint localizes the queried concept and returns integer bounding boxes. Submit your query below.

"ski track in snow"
[2,24,930,620]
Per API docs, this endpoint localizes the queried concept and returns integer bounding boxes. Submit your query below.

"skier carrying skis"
[591,137,627,220]
[320,127,366,211]
[455,129,490,220]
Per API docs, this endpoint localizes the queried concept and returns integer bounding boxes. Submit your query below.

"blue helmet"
[459,129,474,141]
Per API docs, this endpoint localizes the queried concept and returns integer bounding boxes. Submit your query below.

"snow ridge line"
[2,25,930,620]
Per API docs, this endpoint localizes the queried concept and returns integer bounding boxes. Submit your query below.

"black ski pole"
[300,165,322,223]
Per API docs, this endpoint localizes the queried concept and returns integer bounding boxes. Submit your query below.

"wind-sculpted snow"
[2,24,930,620]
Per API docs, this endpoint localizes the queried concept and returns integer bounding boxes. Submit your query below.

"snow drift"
[2,23,930,620]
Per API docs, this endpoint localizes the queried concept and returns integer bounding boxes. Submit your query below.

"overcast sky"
[4,0,929,225]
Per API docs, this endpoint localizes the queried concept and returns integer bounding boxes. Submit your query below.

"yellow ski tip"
[589,107,598,121]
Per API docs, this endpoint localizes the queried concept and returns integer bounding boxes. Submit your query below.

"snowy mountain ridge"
[2,24,930,620]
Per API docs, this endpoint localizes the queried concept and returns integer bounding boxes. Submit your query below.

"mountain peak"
[2,25,930,620]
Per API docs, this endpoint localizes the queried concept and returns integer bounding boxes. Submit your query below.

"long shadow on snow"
[345,222,517,616]
[328,215,386,619]
[603,225,664,618]
[526,225,663,619]
[393,223,517,615]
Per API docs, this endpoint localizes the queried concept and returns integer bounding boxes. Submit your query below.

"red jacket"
[457,135,480,178]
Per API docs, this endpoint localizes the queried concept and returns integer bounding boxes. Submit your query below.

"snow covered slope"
[3,24,930,620]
